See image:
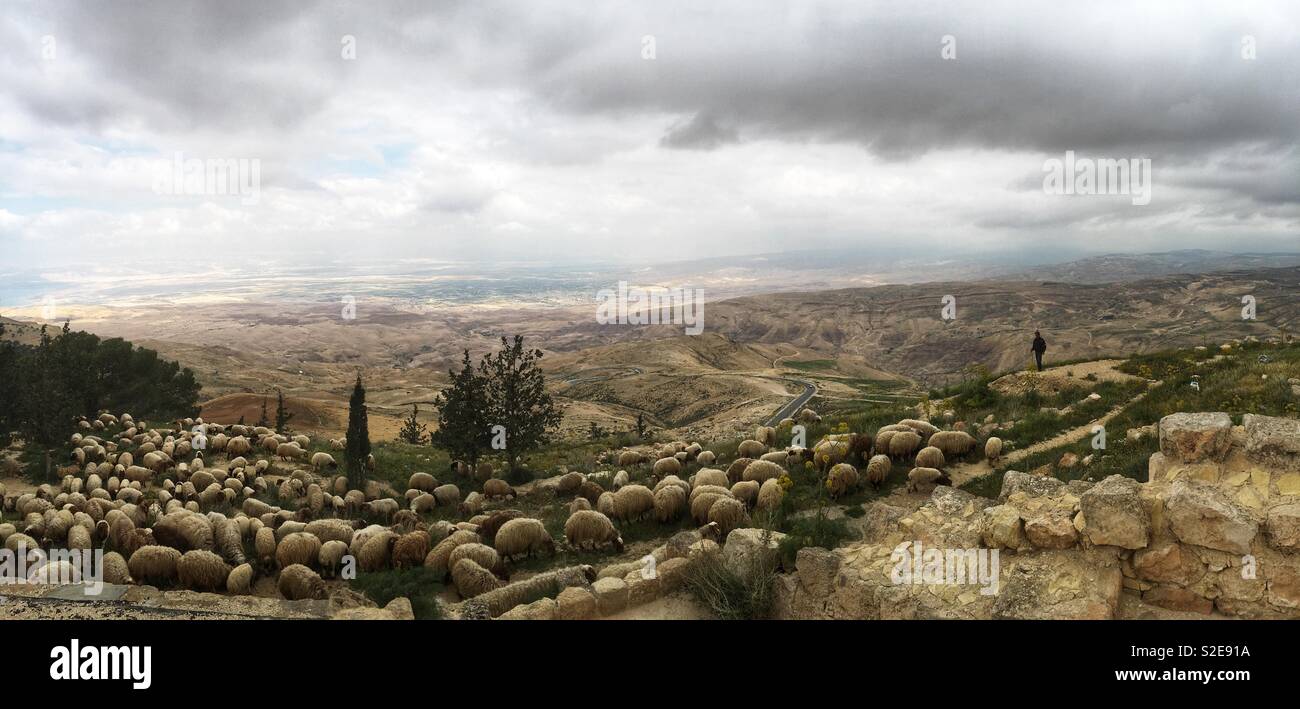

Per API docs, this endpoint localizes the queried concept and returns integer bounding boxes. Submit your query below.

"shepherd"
[1031,330,1047,371]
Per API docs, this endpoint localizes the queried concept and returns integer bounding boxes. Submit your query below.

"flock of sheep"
[0,403,1002,611]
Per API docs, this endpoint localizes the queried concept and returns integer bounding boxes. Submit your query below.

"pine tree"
[274,388,294,433]
[635,412,646,439]
[344,374,371,489]
[481,335,562,477]
[430,350,491,468]
[398,403,427,444]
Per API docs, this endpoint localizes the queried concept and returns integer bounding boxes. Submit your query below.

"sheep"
[812,439,850,471]
[227,563,254,594]
[617,451,643,467]
[914,446,945,469]
[482,478,514,500]
[424,530,480,577]
[697,451,716,466]
[985,436,1003,463]
[476,510,524,545]
[578,480,604,505]
[390,531,431,570]
[101,551,132,585]
[756,478,784,511]
[276,442,307,461]
[474,461,494,482]
[318,540,348,578]
[358,531,398,572]
[888,430,923,458]
[209,513,247,566]
[432,484,461,507]
[652,457,681,478]
[364,498,400,522]
[755,425,777,446]
[255,527,277,570]
[612,484,655,522]
[563,510,623,552]
[596,491,616,518]
[654,485,687,522]
[310,452,337,471]
[452,558,503,599]
[906,467,952,494]
[152,512,213,552]
[611,470,629,491]
[177,550,231,591]
[556,472,584,494]
[278,564,326,600]
[690,491,733,525]
[276,532,322,570]
[874,429,897,456]
[742,460,784,484]
[569,497,592,514]
[865,454,892,489]
[929,430,977,457]
[408,472,437,492]
[128,545,182,586]
[899,418,940,439]
[826,463,859,499]
[494,518,555,560]
[409,492,437,514]
[304,518,354,545]
[707,497,750,536]
[725,458,752,484]
[736,439,767,458]
[459,491,485,516]
[730,480,760,507]
[798,408,820,424]
[447,542,501,576]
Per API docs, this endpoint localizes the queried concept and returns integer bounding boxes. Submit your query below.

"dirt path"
[600,591,714,620]
[947,379,1160,486]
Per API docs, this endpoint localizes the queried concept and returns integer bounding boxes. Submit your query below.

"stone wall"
[774,412,1300,620]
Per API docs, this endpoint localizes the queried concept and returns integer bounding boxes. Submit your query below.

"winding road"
[762,377,817,427]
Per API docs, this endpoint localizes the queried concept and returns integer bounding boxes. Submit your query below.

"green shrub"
[350,567,445,620]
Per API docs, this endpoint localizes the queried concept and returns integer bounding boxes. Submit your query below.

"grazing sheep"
[617,451,643,467]
[929,430,977,457]
[557,472,584,494]
[424,530,481,577]
[153,512,213,552]
[611,470,629,491]
[985,436,1003,463]
[612,484,655,522]
[208,513,247,566]
[756,478,784,511]
[653,485,687,522]
[826,463,859,498]
[696,451,716,466]
[736,439,767,458]
[392,531,432,569]
[563,510,624,552]
[478,510,526,545]
[408,471,438,493]
[304,518,354,545]
[888,430,923,458]
[128,546,182,586]
[474,461,494,481]
[865,454,892,489]
[432,484,461,507]
[227,563,253,594]
[177,550,231,591]
[730,480,760,507]
[482,478,514,500]
[742,460,784,484]
[798,408,820,424]
[494,518,555,560]
[255,526,278,570]
[318,541,348,578]
[725,458,753,484]
[759,451,788,464]
[690,491,733,525]
[226,436,252,457]
[364,498,400,522]
[276,532,322,570]
[278,564,326,600]
[452,558,503,599]
[311,452,337,471]
[914,446,945,469]
[596,491,616,517]
[906,467,952,494]
[692,468,729,489]
[358,531,398,572]
[577,480,605,506]
[652,457,681,478]
[101,551,132,585]
[708,497,750,536]
[447,542,501,576]
[569,497,592,514]
[812,439,850,471]
[899,418,940,439]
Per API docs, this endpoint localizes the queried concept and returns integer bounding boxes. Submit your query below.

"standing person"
[1031,330,1047,371]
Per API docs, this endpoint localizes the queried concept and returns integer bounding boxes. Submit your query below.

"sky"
[1,0,1298,275]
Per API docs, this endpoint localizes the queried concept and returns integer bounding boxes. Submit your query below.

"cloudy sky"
[1,0,1298,274]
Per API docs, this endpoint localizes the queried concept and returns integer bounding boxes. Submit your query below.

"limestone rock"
[795,546,841,598]
[1159,412,1233,463]
[992,550,1122,620]
[497,597,556,620]
[591,576,628,615]
[555,586,597,620]
[1265,503,1300,551]
[998,470,1065,503]
[1078,475,1150,549]
[1243,414,1300,463]
[1165,481,1258,554]
[980,504,1024,550]
[1024,511,1078,549]
[722,527,786,577]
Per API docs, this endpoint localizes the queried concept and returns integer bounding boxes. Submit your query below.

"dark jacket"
[1031,335,1047,353]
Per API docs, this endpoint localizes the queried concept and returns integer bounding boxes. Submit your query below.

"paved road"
[763,377,817,427]
[561,367,643,385]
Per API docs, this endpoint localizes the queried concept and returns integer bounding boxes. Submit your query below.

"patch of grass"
[775,504,854,568]
[350,566,445,619]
